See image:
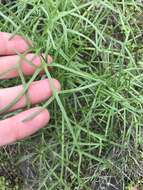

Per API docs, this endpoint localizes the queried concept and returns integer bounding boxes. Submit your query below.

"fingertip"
[38,107,50,125]
[41,54,53,64]
[19,107,50,139]
[25,107,50,127]
[53,79,61,92]
[47,55,53,64]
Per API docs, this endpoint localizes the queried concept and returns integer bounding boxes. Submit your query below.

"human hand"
[0,32,61,146]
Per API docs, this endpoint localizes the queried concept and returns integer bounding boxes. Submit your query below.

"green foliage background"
[0,0,143,189]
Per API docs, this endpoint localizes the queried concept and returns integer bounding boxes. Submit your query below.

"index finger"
[0,32,31,55]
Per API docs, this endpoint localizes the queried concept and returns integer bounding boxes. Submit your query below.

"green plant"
[0,0,143,189]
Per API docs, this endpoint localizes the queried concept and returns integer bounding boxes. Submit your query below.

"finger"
[0,32,31,55]
[0,107,50,146]
[0,53,52,79]
[0,79,61,112]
